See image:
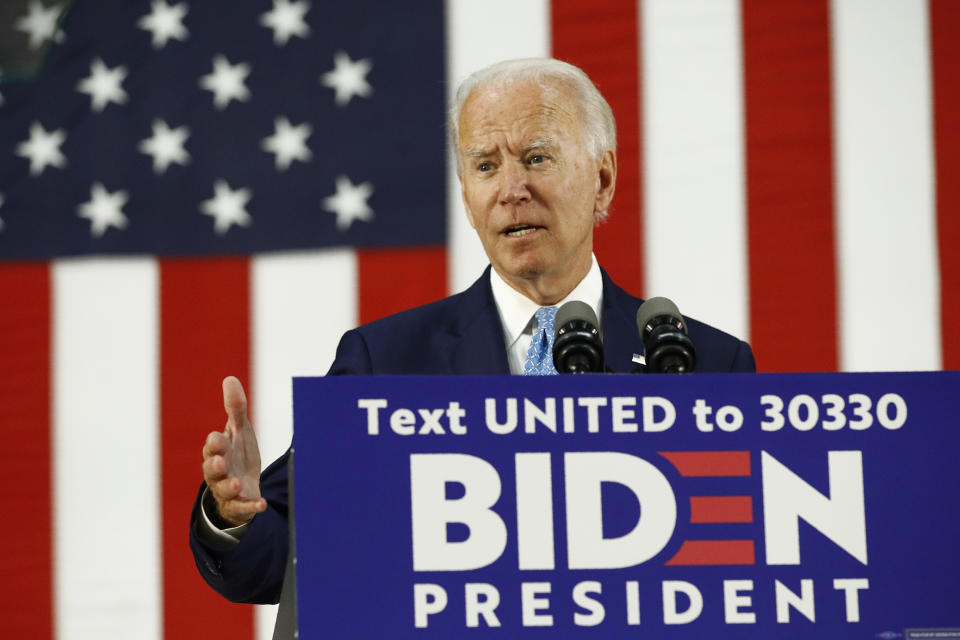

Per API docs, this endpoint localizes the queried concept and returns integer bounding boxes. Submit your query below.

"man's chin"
[498,258,548,282]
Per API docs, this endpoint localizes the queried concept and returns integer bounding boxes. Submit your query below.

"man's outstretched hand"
[201,376,268,526]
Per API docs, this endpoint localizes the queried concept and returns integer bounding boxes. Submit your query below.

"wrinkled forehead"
[458,79,582,146]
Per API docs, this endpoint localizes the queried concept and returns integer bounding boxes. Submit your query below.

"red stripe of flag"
[742,0,838,372]
[357,247,447,325]
[552,0,644,296]
[0,264,53,638]
[689,496,754,524]
[659,450,752,477]
[930,0,960,370]
[160,258,254,640]
[666,540,756,566]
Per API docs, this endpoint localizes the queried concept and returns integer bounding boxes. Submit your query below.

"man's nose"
[499,161,531,205]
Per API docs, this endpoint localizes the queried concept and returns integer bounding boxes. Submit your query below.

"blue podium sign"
[292,372,960,638]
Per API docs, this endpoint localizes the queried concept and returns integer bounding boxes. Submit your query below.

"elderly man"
[190,58,756,605]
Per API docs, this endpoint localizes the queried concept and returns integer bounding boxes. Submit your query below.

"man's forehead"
[458,79,580,142]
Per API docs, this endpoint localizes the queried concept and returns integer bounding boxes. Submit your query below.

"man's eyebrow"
[524,138,556,153]
[464,147,496,159]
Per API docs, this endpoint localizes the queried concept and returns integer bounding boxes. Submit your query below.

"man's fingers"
[210,476,242,501]
[222,375,248,431]
[218,497,268,525]
[202,455,229,482]
[202,431,229,459]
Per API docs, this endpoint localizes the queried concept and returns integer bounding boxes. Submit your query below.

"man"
[191,58,756,605]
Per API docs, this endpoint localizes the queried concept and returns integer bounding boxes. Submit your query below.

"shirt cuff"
[198,487,251,546]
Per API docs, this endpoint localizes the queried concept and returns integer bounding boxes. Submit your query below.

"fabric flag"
[0,1,956,639]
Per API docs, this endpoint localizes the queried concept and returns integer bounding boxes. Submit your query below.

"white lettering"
[577,397,607,433]
[626,580,641,625]
[357,398,387,435]
[662,580,703,624]
[643,396,676,432]
[446,401,467,434]
[515,453,554,570]
[833,578,869,622]
[611,396,637,432]
[485,398,517,434]
[572,581,605,626]
[521,582,553,627]
[723,579,756,624]
[762,451,867,565]
[524,397,557,433]
[775,579,815,623]
[410,454,507,571]
[390,408,416,435]
[465,583,500,627]
[413,583,447,628]
[565,452,677,569]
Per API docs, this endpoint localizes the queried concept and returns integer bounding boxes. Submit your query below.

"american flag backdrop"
[0,0,956,638]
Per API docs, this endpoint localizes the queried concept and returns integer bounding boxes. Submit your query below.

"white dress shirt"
[489,253,603,374]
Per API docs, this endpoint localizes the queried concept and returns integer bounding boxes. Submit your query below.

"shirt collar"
[489,254,603,349]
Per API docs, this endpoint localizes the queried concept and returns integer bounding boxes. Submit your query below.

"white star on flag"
[322,174,373,230]
[137,0,189,49]
[321,51,372,107]
[199,55,252,110]
[15,0,64,50]
[260,0,310,46]
[138,119,191,174]
[200,179,252,234]
[261,116,312,171]
[16,121,67,176]
[76,58,129,112]
[77,182,129,237]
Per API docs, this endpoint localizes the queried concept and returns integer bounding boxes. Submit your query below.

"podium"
[290,372,960,638]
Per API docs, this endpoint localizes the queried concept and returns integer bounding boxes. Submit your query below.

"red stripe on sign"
[689,496,754,524]
[742,0,838,372]
[666,540,756,566]
[160,258,254,640]
[931,0,960,370]
[357,247,447,325]
[659,451,751,477]
[0,264,52,638]
[552,0,644,296]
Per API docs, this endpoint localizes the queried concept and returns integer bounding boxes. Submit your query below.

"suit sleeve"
[188,328,375,603]
[730,339,757,373]
[188,450,291,604]
[326,328,374,375]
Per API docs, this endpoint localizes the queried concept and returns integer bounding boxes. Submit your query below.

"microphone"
[636,297,696,373]
[553,301,604,373]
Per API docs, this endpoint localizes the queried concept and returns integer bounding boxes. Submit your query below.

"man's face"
[457,80,615,301]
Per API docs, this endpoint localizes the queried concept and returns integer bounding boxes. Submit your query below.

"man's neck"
[495,257,593,306]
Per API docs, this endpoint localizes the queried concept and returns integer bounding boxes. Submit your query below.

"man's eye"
[478,162,492,172]
[528,155,545,165]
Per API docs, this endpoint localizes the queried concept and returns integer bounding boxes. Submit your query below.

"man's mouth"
[504,224,541,237]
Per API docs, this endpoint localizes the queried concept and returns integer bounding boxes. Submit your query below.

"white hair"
[450,58,617,164]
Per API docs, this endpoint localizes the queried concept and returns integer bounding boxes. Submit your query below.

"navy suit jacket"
[189,267,756,603]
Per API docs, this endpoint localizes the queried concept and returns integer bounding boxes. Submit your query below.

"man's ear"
[594,149,617,214]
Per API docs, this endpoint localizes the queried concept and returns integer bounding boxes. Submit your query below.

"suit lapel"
[601,270,645,373]
[433,267,642,375]
[439,267,511,374]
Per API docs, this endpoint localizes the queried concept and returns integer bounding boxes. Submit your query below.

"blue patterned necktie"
[523,306,559,375]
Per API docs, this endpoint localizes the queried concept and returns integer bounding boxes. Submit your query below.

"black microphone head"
[636,297,696,373]
[553,301,604,373]
[636,296,687,338]
[556,300,598,331]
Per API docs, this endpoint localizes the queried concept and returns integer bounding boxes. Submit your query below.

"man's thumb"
[222,376,248,426]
